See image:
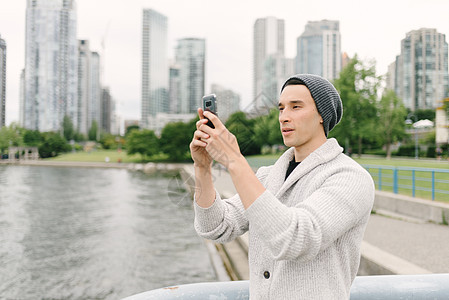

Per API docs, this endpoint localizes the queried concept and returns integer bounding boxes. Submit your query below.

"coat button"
[263,271,270,279]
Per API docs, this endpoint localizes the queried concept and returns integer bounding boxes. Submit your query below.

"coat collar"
[266,138,343,197]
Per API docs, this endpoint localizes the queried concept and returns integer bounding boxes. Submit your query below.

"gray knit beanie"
[280,74,343,137]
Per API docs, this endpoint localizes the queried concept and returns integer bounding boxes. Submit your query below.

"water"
[0,165,215,299]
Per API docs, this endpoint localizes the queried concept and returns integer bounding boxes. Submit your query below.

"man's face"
[278,84,325,149]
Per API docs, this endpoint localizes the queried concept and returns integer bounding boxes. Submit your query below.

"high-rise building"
[385,61,396,92]
[90,52,101,130]
[141,9,168,129]
[78,40,101,135]
[389,28,449,110]
[210,84,241,123]
[253,17,285,107]
[101,87,112,133]
[19,69,25,126]
[168,64,181,114]
[296,20,342,81]
[0,34,6,127]
[262,54,294,107]
[175,38,205,114]
[109,97,120,136]
[23,0,78,132]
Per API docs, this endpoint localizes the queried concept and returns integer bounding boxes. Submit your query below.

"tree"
[73,131,87,142]
[38,132,71,158]
[62,115,75,141]
[225,111,259,156]
[330,55,380,156]
[125,124,140,137]
[377,90,407,159]
[88,121,98,141]
[126,129,159,161]
[23,129,42,146]
[254,108,283,148]
[160,121,193,161]
[415,109,435,122]
[99,133,120,150]
[0,123,23,153]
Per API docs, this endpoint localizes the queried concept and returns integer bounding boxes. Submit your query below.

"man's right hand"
[190,108,213,169]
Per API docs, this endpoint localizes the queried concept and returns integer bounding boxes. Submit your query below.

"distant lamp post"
[406,113,418,159]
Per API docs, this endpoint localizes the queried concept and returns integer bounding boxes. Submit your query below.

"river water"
[0,165,215,299]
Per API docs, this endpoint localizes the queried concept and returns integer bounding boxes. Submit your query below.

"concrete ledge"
[203,239,231,282]
[374,190,449,224]
[358,241,431,276]
[1,160,131,168]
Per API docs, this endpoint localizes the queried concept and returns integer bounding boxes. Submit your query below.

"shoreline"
[0,159,188,174]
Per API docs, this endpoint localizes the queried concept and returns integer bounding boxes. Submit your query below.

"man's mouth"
[282,128,294,136]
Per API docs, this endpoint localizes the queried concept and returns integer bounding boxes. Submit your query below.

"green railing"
[362,165,449,201]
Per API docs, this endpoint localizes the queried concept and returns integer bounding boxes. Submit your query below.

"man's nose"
[279,110,291,123]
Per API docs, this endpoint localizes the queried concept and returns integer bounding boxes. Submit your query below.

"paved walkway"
[201,164,449,275]
[363,213,449,273]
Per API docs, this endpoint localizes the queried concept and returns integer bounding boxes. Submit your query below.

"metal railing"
[123,274,449,299]
[362,164,449,201]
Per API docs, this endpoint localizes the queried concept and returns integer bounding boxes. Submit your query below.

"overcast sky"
[1,0,449,126]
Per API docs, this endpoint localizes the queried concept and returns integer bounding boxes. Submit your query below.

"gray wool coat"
[194,138,375,299]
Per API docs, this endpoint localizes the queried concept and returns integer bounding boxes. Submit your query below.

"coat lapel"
[268,139,343,198]
[264,147,294,194]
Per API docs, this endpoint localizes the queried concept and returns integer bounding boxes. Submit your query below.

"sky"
[1,0,449,126]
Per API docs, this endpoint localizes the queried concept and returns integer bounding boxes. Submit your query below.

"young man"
[190,74,374,299]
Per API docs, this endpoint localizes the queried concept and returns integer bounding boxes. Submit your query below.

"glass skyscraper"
[78,40,101,135]
[210,84,241,123]
[141,9,168,129]
[392,28,449,110]
[296,20,341,81]
[0,34,6,127]
[262,54,294,108]
[23,0,78,132]
[175,38,205,114]
[168,64,181,114]
[253,17,285,109]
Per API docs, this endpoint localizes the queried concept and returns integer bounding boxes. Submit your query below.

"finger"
[193,130,209,140]
[199,123,214,135]
[196,119,208,129]
[203,111,223,129]
[191,139,207,148]
[198,107,205,120]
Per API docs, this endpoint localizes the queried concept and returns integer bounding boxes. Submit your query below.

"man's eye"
[293,106,299,109]
[279,107,284,111]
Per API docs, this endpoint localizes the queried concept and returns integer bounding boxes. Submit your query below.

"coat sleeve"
[194,166,271,243]
[244,165,375,261]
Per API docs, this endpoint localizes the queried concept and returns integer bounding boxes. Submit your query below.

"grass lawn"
[353,157,449,203]
[353,157,449,170]
[246,153,449,203]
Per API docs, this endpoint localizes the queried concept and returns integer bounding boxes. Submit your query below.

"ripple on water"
[0,166,215,299]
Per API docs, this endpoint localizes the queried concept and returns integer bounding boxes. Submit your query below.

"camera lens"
[206,100,212,107]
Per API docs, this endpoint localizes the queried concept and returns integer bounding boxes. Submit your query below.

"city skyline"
[1,0,449,126]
